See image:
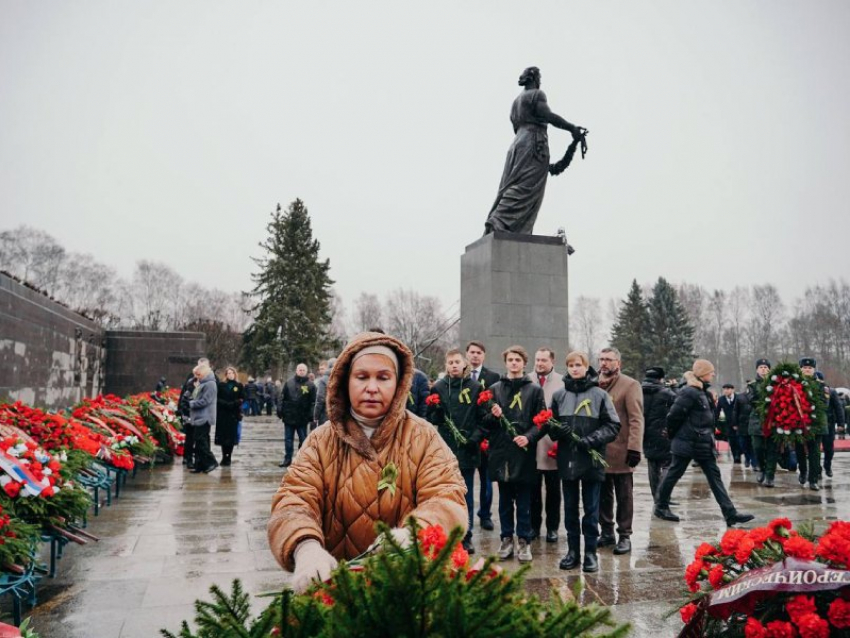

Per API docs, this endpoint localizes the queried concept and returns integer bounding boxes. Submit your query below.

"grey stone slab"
[461,233,570,358]
[22,416,850,638]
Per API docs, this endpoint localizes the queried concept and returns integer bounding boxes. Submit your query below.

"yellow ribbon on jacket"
[408,392,414,405]
[459,388,472,404]
[509,392,522,410]
[574,399,592,416]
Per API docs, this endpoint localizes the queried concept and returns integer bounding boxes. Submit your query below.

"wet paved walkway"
[21,417,850,637]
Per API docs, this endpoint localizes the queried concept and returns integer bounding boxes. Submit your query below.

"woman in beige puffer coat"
[267,332,467,591]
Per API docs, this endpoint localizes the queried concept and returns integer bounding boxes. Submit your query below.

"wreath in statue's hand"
[549,128,589,176]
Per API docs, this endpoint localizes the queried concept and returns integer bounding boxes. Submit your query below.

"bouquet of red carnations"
[756,363,827,448]
[677,517,850,637]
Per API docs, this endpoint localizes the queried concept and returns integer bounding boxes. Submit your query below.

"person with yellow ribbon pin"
[483,345,546,564]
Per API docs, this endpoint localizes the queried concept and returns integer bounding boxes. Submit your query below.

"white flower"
[793,373,800,379]
[0,475,10,487]
[782,371,790,377]
[60,451,68,462]
[43,468,52,476]
[765,398,771,403]
[794,429,802,435]
[766,385,774,393]
[771,375,779,381]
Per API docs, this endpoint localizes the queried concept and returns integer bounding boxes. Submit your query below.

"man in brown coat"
[597,347,644,555]
[529,347,563,543]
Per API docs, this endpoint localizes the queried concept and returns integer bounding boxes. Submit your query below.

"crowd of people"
[264,331,847,592]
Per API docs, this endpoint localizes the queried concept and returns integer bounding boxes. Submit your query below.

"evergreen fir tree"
[163,520,631,638]
[646,277,695,379]
[610,279,650,377]
[243,200,335,374]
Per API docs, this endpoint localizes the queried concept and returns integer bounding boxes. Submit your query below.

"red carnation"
[721,529,747,555]
[815,521,850,567]
[694,542,718,560]
[476,390,493,406]
[684,559,706,593]
[547,442,558,458]
[745,617,767,638]
[418,524,448,559]
[828,598,850,629]
[450,543,469,569]
[786,595,817,622]
[679,602,697,624]
[768,518,793,539]
[764,620,795,638]
[425,394,441,407]
[708,564,726,589]
[748,527,773,549]
[533,409,554,428]
[795,613,829,638]
[2,482,21,498]
[480,439,489,453]
[782,535,815,560]
[734,536,756,564]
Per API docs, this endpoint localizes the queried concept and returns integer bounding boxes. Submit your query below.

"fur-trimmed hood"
[325,332,415,462]
[683,370,706,390]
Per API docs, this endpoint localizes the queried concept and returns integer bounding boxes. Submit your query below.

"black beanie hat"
[755,358,771,369]
[799,357,817,368]
[645,366,665,380]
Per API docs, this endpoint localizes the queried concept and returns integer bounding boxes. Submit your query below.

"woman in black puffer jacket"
[654,360,753,528]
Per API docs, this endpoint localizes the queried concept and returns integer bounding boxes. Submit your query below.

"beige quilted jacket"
[267,332,467,571]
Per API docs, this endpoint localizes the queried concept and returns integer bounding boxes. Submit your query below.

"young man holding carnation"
[426,349,487,555]
[549,351,620,573]
[484,345,546,563]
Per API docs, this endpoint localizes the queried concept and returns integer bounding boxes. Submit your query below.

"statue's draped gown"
[485,88,551,234]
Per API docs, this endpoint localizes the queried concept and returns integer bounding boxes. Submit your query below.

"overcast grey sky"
[2,1,849,314]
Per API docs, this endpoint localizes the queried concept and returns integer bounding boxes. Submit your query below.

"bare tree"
[726,286,750,386]
[0,226,67,295]
[747,284,785,360]
[131,260,184,330]
[571,296,603,359]
[352,292,383,333]
[385,289,443,356]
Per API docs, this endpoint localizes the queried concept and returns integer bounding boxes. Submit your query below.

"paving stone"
[15,416,850,638]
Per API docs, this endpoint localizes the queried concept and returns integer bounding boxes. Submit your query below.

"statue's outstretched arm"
[535,93,579,135]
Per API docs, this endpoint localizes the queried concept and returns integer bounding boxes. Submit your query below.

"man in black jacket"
[244,378,261,416]
[819,372,847,478]
[715,384,743,463]
[277,363,316,467]
[654,359,754,527]
[641,367,677,503]
[466,340,501,531]
[485,345,546,563]
[427,349,488,554]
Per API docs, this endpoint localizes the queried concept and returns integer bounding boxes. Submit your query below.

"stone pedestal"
[460,232,570,369]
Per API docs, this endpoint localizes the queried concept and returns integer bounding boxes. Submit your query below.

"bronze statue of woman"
[484,67,587,235]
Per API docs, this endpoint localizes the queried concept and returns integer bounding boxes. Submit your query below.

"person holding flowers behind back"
[654,359,755,528]
[482,345,546,563]
[548,351,620,574]
[267,332,467,593]
[426,349,488,555]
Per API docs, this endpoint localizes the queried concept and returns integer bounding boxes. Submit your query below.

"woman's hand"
[291,540,338,593]
[491,404,503,418]
[513,435,529,448]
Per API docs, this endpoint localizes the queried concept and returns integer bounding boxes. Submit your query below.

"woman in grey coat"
[189,363,219,473]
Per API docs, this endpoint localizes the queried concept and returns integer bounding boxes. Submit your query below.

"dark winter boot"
[582,552,599,573]
[559,547,580,570]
